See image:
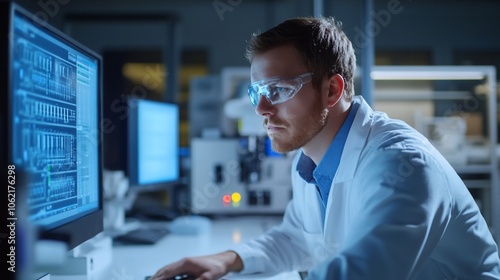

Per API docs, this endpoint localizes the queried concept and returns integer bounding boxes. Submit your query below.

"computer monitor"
[0,1,103,254]
[127,98,180,192]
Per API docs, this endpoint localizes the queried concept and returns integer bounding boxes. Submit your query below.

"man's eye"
[271,86,291,94]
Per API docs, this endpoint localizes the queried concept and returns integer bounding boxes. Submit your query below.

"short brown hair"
[245,17,357,98]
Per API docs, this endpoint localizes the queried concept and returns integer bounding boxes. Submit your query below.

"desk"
[89,216,302,280]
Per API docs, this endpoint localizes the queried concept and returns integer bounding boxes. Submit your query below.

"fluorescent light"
[371,70,485,80]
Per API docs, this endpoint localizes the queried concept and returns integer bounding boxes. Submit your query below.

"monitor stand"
[30,233,113,280]
[34,234,113,280]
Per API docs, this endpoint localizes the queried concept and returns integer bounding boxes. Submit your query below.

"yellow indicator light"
[231,192,241,202]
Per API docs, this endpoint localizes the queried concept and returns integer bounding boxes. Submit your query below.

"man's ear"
[327,74,345,108]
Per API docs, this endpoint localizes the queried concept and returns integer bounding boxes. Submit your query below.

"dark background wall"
[14,0,500,72]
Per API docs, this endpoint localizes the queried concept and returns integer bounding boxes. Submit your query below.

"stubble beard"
[267,100,329,154]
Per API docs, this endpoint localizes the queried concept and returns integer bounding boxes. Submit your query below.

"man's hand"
[151,251,243,280]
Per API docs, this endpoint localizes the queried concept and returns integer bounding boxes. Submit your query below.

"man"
[152,17,500,280]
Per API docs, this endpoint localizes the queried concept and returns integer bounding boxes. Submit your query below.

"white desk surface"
[97,215,302,280]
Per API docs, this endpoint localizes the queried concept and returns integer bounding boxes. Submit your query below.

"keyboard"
[113,227,170,245]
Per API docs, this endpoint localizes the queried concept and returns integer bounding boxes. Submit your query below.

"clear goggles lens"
[247,72,313,106]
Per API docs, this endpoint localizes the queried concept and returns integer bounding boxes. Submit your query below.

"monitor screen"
[128,98,180,190]
[1,3,103,251]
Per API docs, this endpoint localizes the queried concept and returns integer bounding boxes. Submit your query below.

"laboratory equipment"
[190,137,293,215]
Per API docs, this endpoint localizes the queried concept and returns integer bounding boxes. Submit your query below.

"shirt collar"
[297,98,361,187]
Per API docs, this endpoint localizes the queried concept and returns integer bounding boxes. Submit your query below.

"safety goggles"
[247,72,313,106]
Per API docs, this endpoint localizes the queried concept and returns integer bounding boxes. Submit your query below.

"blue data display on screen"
[11,10,100,230]
[135,100,179,185]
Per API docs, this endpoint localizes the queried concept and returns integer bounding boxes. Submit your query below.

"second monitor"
[128,98,180,191]
[106,98,180,244]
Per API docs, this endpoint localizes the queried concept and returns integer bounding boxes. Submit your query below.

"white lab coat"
[233,96,500,279]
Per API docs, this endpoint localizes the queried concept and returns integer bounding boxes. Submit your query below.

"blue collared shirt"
[297,99,360,222]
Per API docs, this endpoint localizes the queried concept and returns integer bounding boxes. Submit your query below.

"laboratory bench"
[48,215,302,280]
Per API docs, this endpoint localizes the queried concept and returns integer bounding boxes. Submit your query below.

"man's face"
[250,45,329,153]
